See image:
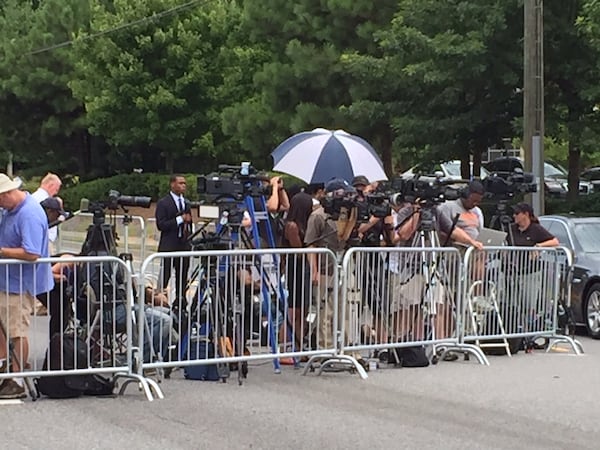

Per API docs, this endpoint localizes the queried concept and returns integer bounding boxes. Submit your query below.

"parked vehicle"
[484,157,593,197]
[580,167,600,192]
[401,160,489,180]
[538,215,600,338]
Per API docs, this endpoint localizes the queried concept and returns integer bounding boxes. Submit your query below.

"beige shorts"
[0,292,36,338]
[390,273,446,312]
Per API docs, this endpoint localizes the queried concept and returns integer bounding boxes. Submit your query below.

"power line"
[26,0,211,56]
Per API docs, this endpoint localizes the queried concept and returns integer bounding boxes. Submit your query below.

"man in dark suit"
[155,174,193,301]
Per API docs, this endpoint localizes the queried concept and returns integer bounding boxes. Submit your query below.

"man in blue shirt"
[0,174,52,399]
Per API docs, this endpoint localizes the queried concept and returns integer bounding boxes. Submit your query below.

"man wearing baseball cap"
[0,174,53,399]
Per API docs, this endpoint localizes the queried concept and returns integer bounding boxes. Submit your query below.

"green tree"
[555,0,600,201]
[70,0,243,173]
[223,0,399,173]
[360,0,523,177]
[0,0,90,174]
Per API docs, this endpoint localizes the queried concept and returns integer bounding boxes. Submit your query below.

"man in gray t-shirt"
[436,181,485,250]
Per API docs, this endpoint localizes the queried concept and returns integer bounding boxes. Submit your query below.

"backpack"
[389,345,430,368]
[182,323,227,381]
[36,332,115,398]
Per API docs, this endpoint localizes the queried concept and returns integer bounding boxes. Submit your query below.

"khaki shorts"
[390,274,446,312]
[0,292,36,339]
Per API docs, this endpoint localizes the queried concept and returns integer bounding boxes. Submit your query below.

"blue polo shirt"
[0,193,53,295]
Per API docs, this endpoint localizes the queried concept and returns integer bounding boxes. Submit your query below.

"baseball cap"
[512,202,534,216]
[325,178,354,194]
[351,175,369,187]
[41,197,66,215]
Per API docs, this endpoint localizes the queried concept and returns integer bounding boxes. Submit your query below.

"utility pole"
[523,0,544,215]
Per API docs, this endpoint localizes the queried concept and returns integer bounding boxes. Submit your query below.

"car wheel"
[584,283,600,339]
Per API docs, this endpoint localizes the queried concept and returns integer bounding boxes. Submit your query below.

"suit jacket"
[155,194,191,252]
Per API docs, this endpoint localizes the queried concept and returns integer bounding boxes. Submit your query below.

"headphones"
[460,185,471,199]
[460,180,485,199]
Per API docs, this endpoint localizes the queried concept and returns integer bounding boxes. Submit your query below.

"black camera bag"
[36,332,115,398]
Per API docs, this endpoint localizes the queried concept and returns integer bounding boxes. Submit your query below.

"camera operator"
[304,178,357,354]
[155,174,193,301]
[384,200,423,343]
[352,176,384,246]
[436,180,485,250]
[240,174,290,248]
[349,176,392,346]
[384,195,455,356]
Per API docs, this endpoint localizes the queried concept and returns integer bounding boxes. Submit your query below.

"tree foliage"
[0,0,90,173]
[70,0,245,173]
[1,0,600,192]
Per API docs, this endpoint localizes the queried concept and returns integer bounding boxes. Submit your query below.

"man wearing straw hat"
[0,174,52,399]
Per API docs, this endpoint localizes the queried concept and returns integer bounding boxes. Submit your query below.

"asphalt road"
[0,335,598,450]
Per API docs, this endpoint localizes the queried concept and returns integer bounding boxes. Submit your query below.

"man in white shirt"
[31,172,63,252]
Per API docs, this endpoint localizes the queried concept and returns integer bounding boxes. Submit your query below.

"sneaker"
[0,379,26,399]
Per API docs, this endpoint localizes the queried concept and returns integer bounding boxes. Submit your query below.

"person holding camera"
[155,174,193,302]
[304,178,356,351]
[349,176,392,346]
[240,175,290,248]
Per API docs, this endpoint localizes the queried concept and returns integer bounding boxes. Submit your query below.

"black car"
[538,215,600,338]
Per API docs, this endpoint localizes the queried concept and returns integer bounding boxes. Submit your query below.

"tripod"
[405,205,447,356]
[388,203,489,365]
[488,199,514,242]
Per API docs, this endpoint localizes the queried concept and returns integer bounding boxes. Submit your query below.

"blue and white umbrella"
[271,128,387,184]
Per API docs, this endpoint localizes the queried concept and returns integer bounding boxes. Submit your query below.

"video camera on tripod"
[80,190,152,255]
[482,168,537,200]
[387,175,466,206]
[197,162,273,201]
[82,190,152,226]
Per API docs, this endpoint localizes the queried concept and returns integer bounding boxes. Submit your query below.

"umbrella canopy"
[271,128,387,184]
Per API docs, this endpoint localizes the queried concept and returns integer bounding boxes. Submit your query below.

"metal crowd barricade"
[460,246,583,355]
[137,248,340,384]
[339,247,489,367]
[56,213,147,267]
[0,255,161,401]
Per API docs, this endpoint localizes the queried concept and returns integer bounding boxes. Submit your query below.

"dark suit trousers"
[160,255,190,301]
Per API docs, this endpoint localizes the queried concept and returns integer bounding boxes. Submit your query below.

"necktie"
[178,197,184,238]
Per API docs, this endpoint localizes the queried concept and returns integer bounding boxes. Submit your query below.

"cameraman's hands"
[270,176,283,188]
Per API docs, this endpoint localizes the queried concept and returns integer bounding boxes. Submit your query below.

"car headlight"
[545,180,565,192]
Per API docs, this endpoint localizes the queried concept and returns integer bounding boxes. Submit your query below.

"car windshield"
[574,222,600,253]
[444,161,489,179]
[544,161,567,177]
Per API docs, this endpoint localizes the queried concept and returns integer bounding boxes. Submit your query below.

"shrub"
[59,173,198,210]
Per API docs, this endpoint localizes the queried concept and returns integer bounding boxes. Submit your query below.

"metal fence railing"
[0,255,161,401]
